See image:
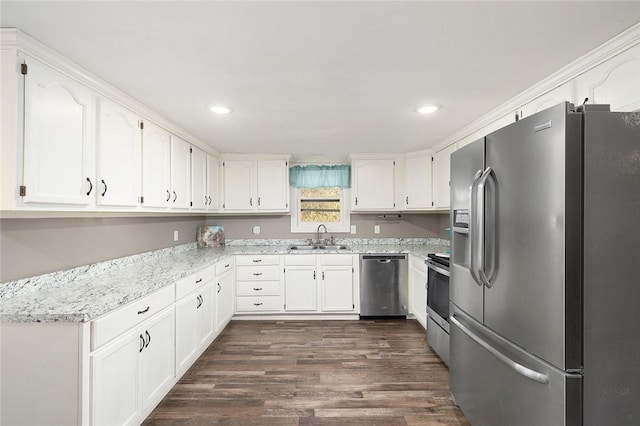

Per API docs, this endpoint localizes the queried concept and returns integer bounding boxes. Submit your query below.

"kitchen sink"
[288,245,349,250]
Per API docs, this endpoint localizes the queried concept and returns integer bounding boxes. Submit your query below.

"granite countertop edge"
[0,239,449,324]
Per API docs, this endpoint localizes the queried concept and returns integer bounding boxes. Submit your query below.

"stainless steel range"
[425,253,450,366]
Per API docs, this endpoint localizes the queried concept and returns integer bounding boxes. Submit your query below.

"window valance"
[289,164,351,188]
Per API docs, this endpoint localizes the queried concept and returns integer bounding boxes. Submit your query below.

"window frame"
[290,186,351,233]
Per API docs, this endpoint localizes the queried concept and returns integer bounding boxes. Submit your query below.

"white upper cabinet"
[574,43,640,112]
[222,157,290,212]
[433,144,456,210]
[96,98,141,207]
[351,158,397,211]
[222,160,254,211]
[190,146,208,210]
[170,135,191,210]
[141,122,171,208]
[404,152,433,210]
[206,154,220,210]
[518,82,574,120]
[21,58,95,206]
[257,160,289,211]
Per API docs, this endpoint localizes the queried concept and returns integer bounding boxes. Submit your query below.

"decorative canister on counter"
[197,225,225,248]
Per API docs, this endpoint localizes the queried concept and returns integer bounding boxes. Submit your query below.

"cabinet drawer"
[235,255,280,266]
[175,266,216,300]
[236,265,281,281]
[319,255,353,266]
[236,296,281,312]
[236,281,280,296]
[91,284,174,351]
[284,255,316,266]
[215,258,234,276]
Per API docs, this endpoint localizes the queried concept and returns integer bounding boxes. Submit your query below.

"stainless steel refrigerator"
[449,102,640,426]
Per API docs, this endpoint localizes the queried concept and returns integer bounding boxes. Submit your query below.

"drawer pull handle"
[195,278,203,283]
[252,259,262,263]
[253,287,263,291]
[253,272,263,276]
[253,302,263,306]
[137,306,150,315]
[145,330,151,348]
[224,264,230,268]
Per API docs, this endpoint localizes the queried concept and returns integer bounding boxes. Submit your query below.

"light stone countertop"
[0,239,448,323]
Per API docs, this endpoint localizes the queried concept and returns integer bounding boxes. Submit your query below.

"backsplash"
[226,237,450,246]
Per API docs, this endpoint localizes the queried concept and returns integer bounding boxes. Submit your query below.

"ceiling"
[1,2,639,162]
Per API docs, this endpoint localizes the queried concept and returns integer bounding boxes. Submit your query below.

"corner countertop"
[0,238,448,324]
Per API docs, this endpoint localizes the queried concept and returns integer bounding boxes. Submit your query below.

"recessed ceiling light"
[209,105,232,114]
[415,104,439,114]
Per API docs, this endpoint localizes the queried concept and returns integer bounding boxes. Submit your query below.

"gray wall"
[0,217,206,282]
[0,213,449,282]
[206,213,450,240]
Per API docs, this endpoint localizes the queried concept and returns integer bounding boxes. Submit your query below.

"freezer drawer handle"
[450,314,549,385]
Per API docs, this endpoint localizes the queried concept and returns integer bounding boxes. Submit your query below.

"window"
[291,186,351,233]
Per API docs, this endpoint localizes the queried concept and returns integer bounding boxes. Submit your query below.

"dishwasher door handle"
[378,259,391,263]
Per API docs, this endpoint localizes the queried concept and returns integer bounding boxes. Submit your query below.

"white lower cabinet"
[235,255,283,313]
[175,282,215,376]
[282,255,357,313]
[409,255,427,329]
[216,260,235,330]
[319,256,355,312]
[91,306,175,426]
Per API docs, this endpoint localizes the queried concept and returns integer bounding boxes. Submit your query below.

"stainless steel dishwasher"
[359,254,408,317]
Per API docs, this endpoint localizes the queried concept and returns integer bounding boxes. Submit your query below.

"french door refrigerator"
[449,102,640,426]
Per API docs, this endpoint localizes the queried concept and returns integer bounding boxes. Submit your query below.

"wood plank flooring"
[144,320,470,425]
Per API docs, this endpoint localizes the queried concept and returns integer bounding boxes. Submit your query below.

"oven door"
[426,260,450,333]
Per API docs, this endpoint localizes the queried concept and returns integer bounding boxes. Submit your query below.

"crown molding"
[1,28,219,157]
[433,21,640,152]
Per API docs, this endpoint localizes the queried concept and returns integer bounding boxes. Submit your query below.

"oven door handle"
[426,261,449,277]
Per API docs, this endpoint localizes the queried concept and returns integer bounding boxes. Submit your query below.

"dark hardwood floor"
[144,319,470,425]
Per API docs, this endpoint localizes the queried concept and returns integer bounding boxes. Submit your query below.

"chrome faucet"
[315,224,328,245]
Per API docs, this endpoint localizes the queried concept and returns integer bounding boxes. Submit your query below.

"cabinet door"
[352,159,395,210]
[410,259,427,329]
[320,266,354,312]
[22,59,95,205]
[284,267,317,311]
[404,154,433,209]
[140,308,175,412]
[97,98,141,207]
[175,294,199,375]
[223,160,254,210]
[206,154,220,210]
[170,136,191,209]
[191,146,207,210]
[257,160,288,211]
[91,331,140,426]
[433,145,456,210]
[574,43,640,112]
[141,122,171,208]
[197,283,216,347]
[216,270,234,331]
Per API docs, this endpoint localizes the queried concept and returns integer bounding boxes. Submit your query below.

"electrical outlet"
[374,225,380,234]
[252,226,261,235]
[173,230,179,241]
[350,225,356,234]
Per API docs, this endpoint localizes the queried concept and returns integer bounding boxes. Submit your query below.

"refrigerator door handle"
[477,167,496,287]
[469,169,483,286]
[450,314,550,385]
